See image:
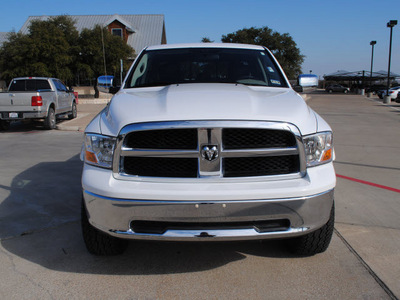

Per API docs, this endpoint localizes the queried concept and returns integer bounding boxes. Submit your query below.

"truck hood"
[97,83,318,136]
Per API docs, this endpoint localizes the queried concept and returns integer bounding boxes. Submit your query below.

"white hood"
[97,83,318,136]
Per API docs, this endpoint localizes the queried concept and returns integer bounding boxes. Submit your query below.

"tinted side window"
[54,80,67,92]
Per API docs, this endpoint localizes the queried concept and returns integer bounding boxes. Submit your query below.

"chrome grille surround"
[113,121,306,182]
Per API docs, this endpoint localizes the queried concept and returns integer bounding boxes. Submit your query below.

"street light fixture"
[385,20,397,104]
[369,41,376,91]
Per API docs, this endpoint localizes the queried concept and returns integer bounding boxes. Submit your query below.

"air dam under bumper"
[83,189,334,241]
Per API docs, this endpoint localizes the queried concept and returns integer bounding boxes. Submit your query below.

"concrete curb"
[56,124,82,131]
[78,98,110,104]
[55,113,90,132]
[301,94,309,101]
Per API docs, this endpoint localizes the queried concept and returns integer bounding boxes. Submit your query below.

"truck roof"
[146,43,266,51]
[11,77,54,80]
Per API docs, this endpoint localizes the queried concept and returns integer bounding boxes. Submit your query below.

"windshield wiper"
[135,82,175,88]
[236,82,269,87]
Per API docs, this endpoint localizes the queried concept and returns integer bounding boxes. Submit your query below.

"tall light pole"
[369,41,376,89]
[120,59,123,86]
[385,20,397,104]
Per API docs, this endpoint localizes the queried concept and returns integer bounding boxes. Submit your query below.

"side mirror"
[109,86,120,94]
[68,86,74,93]
[98,75,116,94]
[292,85,303,93]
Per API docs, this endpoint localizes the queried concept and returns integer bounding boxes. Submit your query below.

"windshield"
[125,48,288,88]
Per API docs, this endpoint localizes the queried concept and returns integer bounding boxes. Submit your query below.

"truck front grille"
[224,155,300,177]
[124,157,198,178]
[115,121,305,179]
[125,129,197,150]
[223,128,296,149]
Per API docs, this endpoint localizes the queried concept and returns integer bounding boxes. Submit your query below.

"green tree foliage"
[221,26,304,79]
[0,16,79,83]
[77,25,134,85]
[201,37,214,43]
[0,16,134,90]
[0,32,41,79]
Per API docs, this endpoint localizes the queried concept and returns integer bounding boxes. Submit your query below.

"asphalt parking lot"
[0,93,399,299]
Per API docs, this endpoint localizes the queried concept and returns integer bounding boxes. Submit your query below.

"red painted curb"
[336,174,400,194]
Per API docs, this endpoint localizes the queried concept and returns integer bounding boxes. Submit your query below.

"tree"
[77,25,134,97]
[201,37,214,43]
[0,16,79,84]
[0,32,41,80]
[221,26,304,79]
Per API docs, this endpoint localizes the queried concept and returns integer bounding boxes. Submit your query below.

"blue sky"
[1,0,399,78]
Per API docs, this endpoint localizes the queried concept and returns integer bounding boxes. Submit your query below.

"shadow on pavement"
[2,221,293,275]
[0,155,82,239]
[1,155,299,275]
[0,116,71,133]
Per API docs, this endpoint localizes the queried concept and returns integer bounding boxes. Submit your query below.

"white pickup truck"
[81,43,336,256]
[0,77,77,130]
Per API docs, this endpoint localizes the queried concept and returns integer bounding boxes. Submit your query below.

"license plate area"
[9,112,19,118]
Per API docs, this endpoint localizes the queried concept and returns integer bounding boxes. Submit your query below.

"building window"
[112,28,123,38]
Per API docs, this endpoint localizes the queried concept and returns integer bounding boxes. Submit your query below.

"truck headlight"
[303,132,333,167]
[83,134,116,169]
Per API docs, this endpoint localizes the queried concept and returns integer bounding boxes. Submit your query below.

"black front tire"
[68,102,77,120]
[0,120,10,130]
[343,89,348,94]
[44,107,56,130]
[81,198,128,256]
[286,202,335,256]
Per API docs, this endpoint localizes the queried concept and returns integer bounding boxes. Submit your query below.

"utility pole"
[120,59,123,86]
[385,20,397,104]
[369,41,376,89]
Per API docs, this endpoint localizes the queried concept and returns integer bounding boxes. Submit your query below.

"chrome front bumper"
[83,189,334,241]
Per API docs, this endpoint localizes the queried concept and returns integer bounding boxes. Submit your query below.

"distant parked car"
[377,86,400,100]
[325,84,350,94]
[366,85,386,95]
